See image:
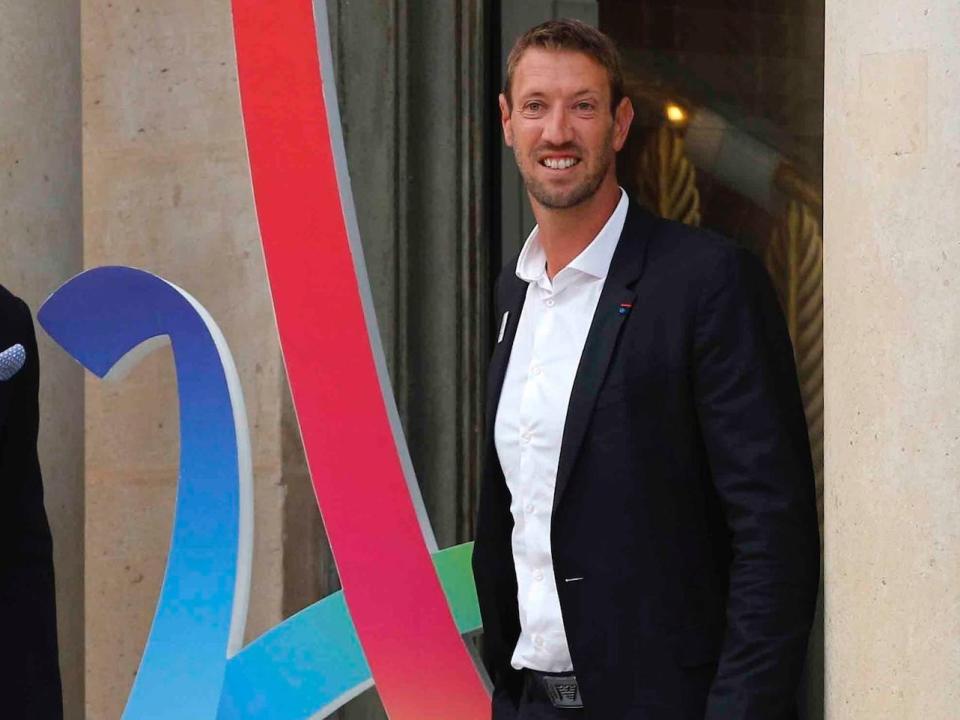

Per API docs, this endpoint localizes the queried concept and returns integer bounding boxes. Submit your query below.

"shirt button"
[545,298,555,307]
[521,431,531,443]
[534,569,544,582]
[525,503,535,514]
[532,366,542,376]
[534,635,545,648]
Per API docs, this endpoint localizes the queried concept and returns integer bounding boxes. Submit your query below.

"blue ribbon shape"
[40,267,253,719]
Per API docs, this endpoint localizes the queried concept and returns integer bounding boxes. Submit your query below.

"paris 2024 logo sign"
[39,1,490,718]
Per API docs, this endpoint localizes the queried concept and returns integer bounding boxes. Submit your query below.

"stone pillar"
[824,1,960,717]
[82,1,285,716]
[0,0,84,715]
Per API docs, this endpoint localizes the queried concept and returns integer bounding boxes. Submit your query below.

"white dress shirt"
[495,189,628,672]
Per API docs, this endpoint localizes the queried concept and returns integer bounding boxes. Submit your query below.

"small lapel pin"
[497,311,510,343]
[618,303,633,316]
[0,343,27,381]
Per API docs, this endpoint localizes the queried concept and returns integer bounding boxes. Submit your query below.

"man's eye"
[523,101,544,114]
[576,102,595,112]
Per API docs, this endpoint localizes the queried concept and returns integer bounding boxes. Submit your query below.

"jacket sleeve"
[692,246,820,719]
[0,294,63,716]
[2,296,49,550]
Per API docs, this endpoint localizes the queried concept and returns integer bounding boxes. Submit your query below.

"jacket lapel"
[552,203,659,514]
[484,273,529,449]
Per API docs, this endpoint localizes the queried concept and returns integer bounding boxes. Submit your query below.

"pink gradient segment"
[230,1,490,718]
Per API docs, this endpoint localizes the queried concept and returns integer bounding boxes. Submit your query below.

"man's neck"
[532,178,622,280]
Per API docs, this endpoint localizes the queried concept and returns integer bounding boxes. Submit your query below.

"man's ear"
[612,96,635,152]
[499,93,514,147]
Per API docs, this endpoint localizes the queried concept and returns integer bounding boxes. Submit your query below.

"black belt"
[523,669,584,709]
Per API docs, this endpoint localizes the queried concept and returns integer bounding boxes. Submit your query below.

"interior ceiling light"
[665,102,687,125]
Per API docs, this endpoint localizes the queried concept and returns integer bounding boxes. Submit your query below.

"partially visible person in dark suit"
[472,19,819,720]
[0,284,63,718]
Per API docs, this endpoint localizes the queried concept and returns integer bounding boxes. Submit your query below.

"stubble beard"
[516,127,615,210]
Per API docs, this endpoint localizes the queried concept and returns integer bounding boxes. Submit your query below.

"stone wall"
[824,0,960,717]
[79,0,493,717]
[81,1,285,716]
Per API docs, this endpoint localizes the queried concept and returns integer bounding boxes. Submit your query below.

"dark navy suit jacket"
[0,285,63,718]
[472,203,819,719]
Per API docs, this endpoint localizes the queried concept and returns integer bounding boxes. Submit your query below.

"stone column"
[82,1,285,716]
[0,0,84,716]
[824,1,960,717]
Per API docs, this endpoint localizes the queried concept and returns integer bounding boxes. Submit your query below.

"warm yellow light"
[665,103,687,124]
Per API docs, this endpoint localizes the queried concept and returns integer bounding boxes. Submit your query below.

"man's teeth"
[542,157,579,169]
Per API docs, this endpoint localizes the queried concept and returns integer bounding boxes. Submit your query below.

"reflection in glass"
[602,1,825,529]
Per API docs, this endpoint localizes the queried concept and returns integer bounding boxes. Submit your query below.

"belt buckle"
[540,674,583,709]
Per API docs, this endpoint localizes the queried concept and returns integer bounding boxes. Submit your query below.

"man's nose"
[541,107,574,146]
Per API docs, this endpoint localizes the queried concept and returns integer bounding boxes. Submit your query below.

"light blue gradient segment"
[219,591,369,719]
[39,267,248,720]
[219,544,481,719]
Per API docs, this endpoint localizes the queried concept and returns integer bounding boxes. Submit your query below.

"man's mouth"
[539,156,580,170]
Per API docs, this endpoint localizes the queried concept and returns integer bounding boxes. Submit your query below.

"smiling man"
[472,19,820,720]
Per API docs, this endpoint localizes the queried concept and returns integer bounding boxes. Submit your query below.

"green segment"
[434,542,482,634]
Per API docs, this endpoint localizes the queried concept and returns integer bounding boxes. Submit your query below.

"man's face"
[500,48,633,210]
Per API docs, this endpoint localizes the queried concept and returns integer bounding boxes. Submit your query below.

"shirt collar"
[515,188,629,286]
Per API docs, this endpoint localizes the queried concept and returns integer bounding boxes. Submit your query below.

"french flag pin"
[618,303,633,316]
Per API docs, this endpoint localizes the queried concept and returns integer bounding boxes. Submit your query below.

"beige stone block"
[825,1,960,718]
[84,341,178,719]
[82,0,288,713]
[856,51,928,158]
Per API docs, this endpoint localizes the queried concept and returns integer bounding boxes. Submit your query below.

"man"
[0,284,63,718]
[472,19,819,720]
